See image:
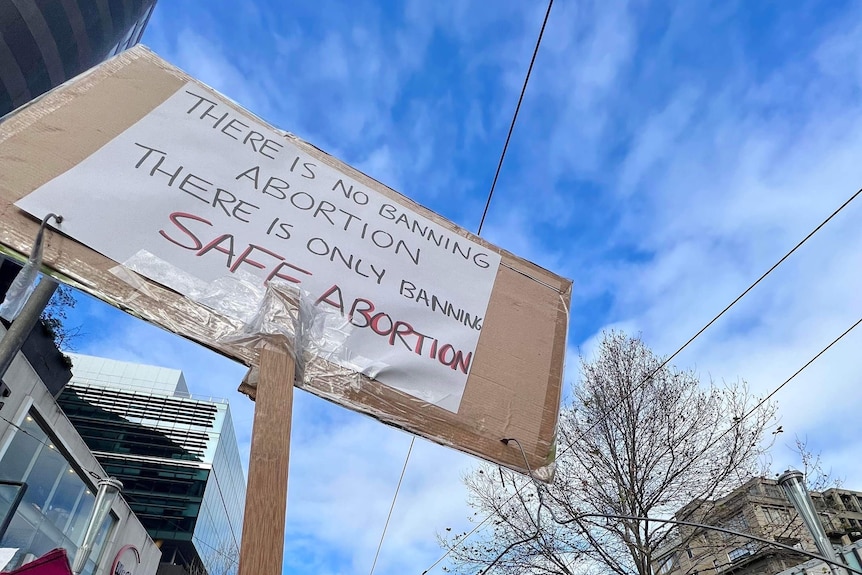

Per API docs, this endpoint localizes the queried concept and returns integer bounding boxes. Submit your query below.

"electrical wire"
[551,185,862,465]
[369,437,415,575]
[476,0,555,236]
[374,2,557,571]
[0,413,66,455]
[422,520,488,575]
[730,315,862,430]
[429,313,862,574]
[518,306,860,556]
[420,183,862,572]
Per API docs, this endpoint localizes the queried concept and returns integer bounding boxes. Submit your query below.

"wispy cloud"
[48,2,859,575]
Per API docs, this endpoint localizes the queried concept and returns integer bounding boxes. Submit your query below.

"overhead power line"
[421,312,862,574]
[420,182,862,573]
[733,315,862,429]
[494,313,862,571]
[369,437,414,575]
[372,2,556,573]
[476,0,555,236]
[553,185,862,463]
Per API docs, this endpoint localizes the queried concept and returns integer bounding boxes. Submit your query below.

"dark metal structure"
[0,0,157,116]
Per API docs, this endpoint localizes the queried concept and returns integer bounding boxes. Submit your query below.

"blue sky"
[50,1,862,574]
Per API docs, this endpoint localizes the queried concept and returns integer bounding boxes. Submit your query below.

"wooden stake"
[237,346,295,575]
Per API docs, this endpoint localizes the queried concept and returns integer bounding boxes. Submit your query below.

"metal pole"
[0,480,27,541]
[498,440,858,575]
[479,510,862,575]
[71,477,124,575]
[0,277,58,381]
[778,469,846,575]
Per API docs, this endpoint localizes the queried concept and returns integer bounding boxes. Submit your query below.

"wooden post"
[237,346,295,575]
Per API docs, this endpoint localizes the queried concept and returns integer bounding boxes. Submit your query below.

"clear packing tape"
[110,249,560,480]
[114,250,401,408]
[0,213,61,320]
[230,281,377,401]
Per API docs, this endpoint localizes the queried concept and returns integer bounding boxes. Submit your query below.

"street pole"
[576,514,860,575]
[480,508,862,575]
[498,438,857,575]
[0,212,63,381]
[778,469,847,575]
[71,477,124,575]
[0,277,57,380]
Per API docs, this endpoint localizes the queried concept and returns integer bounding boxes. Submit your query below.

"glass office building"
[57,355,246,575]
[0,0,158,116]
[0,266,161,575]
[0,414,114,575]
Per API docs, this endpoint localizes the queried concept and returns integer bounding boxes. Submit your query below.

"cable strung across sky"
[373,1,558,573]
[422,181,862,572]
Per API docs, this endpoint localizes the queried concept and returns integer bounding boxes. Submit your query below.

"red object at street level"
[0,549,73,575]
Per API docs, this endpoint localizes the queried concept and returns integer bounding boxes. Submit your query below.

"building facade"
[0,0,157,117]
[57,355,246,575]
[0,321,160,575]
[653,477,862,575]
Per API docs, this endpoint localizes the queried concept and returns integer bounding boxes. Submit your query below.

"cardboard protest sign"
[0,46,571,475]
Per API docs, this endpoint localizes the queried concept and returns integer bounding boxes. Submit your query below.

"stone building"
[652,477,862,575]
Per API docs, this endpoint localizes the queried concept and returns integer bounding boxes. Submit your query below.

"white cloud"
[568,3,862,491]
[78,2,862,574]
[285,424,476,574]
[533,0,637,179]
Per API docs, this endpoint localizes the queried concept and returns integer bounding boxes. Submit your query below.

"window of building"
[656,554,675,575]
[727,546,753,562]
[0,481,26,537]
[686,547,694,559]
[775,536,801,548]
[817,512,838,531]
[764,485,784,499]
[723,513,749,532]
[713,559,721,572]
[762,506,791,524]
[0,412,115,574]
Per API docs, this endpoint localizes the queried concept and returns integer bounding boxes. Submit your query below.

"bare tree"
[442,331,777,575]
[40,284,82,351]
[791,436,842,491]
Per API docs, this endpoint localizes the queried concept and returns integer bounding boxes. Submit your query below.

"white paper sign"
[17,83,500,412]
